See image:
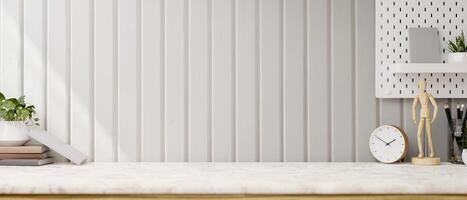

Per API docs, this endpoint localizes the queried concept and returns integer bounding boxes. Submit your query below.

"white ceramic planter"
[448,52,467,64]
[0,121,30,146]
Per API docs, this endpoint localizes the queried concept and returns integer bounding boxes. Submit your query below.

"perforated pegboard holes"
[376,0,467,98]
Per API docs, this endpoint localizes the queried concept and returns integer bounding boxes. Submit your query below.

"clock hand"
[385,139,396,146]
[375,136,389,145]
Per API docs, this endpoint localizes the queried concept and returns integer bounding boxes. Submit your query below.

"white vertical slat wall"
[70,0,92,161]
[188,0,210,162]
[94,0,116,162]
[141,0,163,162]
[0,0,449,162]
[307,0,329,162]
[259,0,282,162]
[46,0,69,162]
[283,0,306,162]
[164,0,187,162]
[331,0,354,162]
[0,0,22,98]
[117,0,139,162]
[24,0,45,131]
[211,0,235,162]
[236,0,258,162]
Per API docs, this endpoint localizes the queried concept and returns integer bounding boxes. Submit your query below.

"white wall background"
[0,0,449,162]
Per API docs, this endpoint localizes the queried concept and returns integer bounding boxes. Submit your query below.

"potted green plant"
[448,31,467,64]
[0,92,39,146]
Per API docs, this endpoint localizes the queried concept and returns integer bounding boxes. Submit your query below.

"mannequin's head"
[419,80,427,92]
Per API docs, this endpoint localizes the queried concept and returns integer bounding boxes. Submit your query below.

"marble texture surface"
[0,162,466,194]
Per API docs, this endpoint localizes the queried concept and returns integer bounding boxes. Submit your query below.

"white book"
[28,130,87,165]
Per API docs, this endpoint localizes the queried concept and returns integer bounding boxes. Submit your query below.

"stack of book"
[0,145,53,166]
[0,130,87,166]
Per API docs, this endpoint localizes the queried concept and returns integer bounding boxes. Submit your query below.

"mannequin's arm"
[429,94,438,123]
[412,96,419,124]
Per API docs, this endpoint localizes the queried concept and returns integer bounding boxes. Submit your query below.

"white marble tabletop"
[0,162,466,195]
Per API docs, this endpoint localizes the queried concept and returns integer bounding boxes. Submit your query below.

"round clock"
[369,125,409,163]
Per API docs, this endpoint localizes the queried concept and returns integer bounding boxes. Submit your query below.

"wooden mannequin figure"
[411,80,440,165]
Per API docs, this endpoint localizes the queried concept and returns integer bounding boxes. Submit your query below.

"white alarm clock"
[369,125,409,163]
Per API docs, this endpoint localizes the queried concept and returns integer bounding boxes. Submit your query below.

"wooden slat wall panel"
[164,0,187,162]
[141,0,164,162]
[211,0,235,162]
[70,0,92,161]
[307,0,330,162]
[94,0,116,162]
[0,0,22,97]
[10,0,453,162]
[283,0,306,162]
[330,0,354,162]
[259,0,282,162]
[24,0,46,129]
[355,0,376,162]
[117,0,139,162]
[188,0,210,162]
[235,0,259,162]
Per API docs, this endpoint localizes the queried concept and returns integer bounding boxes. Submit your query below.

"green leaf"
[19,108,30,116]
[2,99,17,110]
[17,96,25,106]
[5,110,15,121]
[0,93,39,123]
[0,109,7,119]
[449,40,458,52]
[449,31,467,52]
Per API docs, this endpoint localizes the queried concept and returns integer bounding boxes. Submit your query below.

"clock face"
[369,125,408,163]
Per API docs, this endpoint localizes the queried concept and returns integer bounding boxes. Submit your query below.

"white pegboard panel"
[376,0,467,98]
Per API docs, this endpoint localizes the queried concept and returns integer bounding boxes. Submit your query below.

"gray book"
[0,158,54,166]
[408,27,442,63]
[28,130,87,165]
